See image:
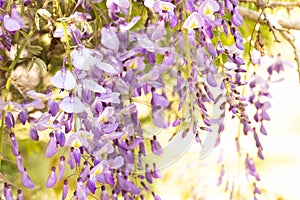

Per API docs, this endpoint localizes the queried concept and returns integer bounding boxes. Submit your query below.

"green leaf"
[37,8,52,20]
[28,57,35,71]
[35,57,47,71]
[35,13,40,30]
[19,30,28,39]
[27,45,43,55]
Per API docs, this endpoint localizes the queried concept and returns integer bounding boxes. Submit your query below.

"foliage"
[0,0,297,199]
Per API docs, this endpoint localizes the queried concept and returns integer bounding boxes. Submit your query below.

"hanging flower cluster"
[0,0,291,199]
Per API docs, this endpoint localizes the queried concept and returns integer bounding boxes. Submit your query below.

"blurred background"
[156,8,300,200]
[2,4,300,200]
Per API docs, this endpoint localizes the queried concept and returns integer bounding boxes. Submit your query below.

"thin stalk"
[0,29,35,170]
[62,22,73,71]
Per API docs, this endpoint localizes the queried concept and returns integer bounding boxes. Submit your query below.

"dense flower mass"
[0,0,294,199]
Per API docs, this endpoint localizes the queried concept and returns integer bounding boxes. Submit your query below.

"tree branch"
[279,30,300,82]
[239,0,300,8]
[238,6,300,30]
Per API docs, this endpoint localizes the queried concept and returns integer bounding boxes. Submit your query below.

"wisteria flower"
[50,68,76,90]
[72,47,96,70]
[59,96,85,113]
[123,57,145,71]
[46,167,57,188]
[152,0,175,13]
[199,0,220,18]
[106,0,130,11]
[101,26,119,51]
[65,130,94,148]
[45,132,58,158]
[3,6,24,34]
[22,168,35,189]
[183,12,204,30]
[120,17,141,31]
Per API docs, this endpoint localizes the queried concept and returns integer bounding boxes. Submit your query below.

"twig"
[262,13,281,42]
[239,6,300,30]
[239,0,300,8]
[279,30,300,82]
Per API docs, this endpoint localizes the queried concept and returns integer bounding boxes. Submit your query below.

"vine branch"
[240,0,300,8]
[238,6,300,30]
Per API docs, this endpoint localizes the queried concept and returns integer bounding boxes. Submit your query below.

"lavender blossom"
[46,167,57,188]
[3,6,24,34]
[45,132,58,158]
[22,168,35,189]
[50,68,76,90]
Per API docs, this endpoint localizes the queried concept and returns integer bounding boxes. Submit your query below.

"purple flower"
[102,122,119,134]
[76,178,87,200]
[18,109,28,125]
[24,0,31,6]
[10,132,19,156]
[145,164,153,183]
[120,16,141,31]
[206,72,217,87]
[183,12,203,30]
[245,155,260,181]
[186,0,195,12]
[26,90,51,99]
[217,165,225,185]
[124,57,145,71]
[152,163,162,178]
[151,20,165,40]
[107,0,130,11]
[3,6,24,34]
[169,12,178,28]
[50,68,76,90]
[48,99,59,116]
[17,189,24,200]
[117,173,141,195]
[87,176,97,194]
[55,129,66,147]
[45,132,58,158]
[100,186,110,200]
[46,167,57,188]
[59,96,85,113]
[74,147,81,166]
[101,26,119,51]
[4,183,13,200]
[139,141,146,156]
[152,110,168,128]
[0,0,4,8]
[29,126,39,141]
[152,192,161,200]
[62,180,68,200]
[199,0,220,17]
[260,123,267,135]
[151,92,169,108]
[82,79,106,94]
[16,152,25,174]
[253,183,261,194]
[72,47,95,70]
[162,51,175,67]
[58,156,65,181]
[127,137,142,150]
[232,8,243,27]
[68,147,76,169]
[151,136,164,155]
[104,171,115,186]
[152,1,175,13]
[5,111,15,128]
[22,168,35,189]
[109,156,124,169]
[79,163,89,182]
